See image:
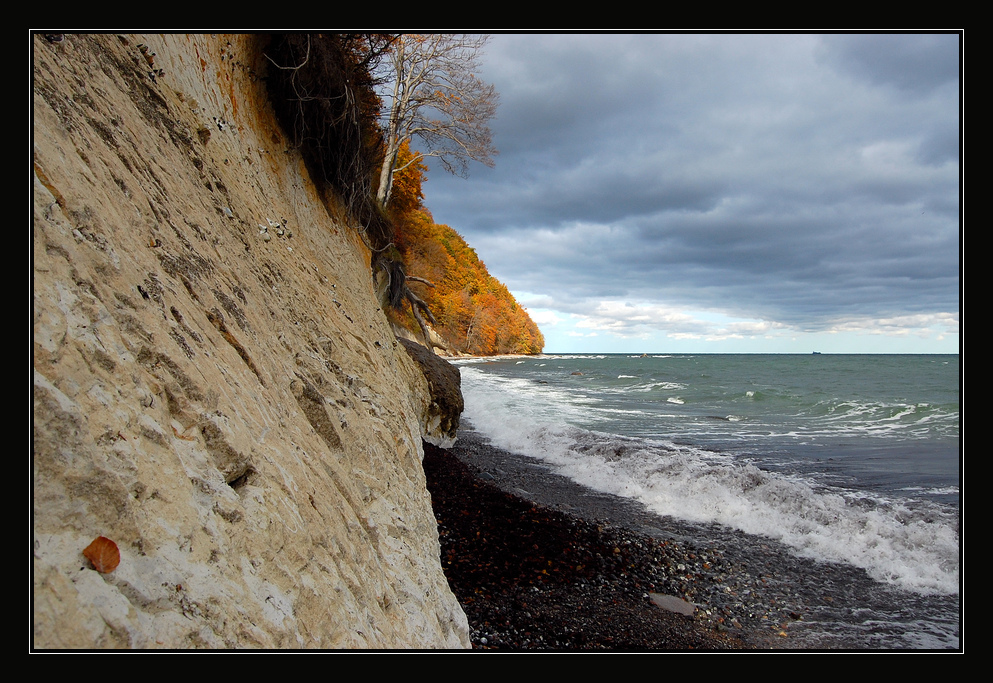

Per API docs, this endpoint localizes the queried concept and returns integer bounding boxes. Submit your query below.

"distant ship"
[812,351,822,355]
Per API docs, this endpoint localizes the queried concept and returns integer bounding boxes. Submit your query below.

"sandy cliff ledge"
[32,33,469,648]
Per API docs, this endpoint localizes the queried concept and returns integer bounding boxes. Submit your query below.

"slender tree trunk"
[464,310,478,353]
[377,141,398,205]
[374,34,497,208]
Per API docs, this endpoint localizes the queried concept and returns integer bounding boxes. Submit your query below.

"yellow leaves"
[392,209,544,355]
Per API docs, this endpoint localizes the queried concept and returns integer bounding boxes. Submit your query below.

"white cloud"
[825,312,959,337]
[526,309,563,326]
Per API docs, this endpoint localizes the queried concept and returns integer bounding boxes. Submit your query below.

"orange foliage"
[386,164,543,355]
[383,140,427,222]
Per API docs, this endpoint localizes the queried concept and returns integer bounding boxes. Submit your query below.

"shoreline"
[424,427,802,650]
[428,427,961,651]
[433,355,960,651]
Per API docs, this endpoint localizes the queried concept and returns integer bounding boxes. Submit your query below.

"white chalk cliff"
[32,34,469,648]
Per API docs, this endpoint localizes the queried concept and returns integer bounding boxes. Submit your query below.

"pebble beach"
[425,427,960,651]
[425,429,805,650]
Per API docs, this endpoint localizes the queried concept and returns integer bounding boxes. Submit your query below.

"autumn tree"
[389,211,544,355]
[386,140,429,224]
[374,34,498,206]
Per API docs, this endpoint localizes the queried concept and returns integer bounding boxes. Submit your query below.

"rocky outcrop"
[392,321,456,356]
[32,34,469,648]
[398,339,464,448]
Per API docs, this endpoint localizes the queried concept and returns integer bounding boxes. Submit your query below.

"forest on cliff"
[264,34,544,355]
[386,144,545,355]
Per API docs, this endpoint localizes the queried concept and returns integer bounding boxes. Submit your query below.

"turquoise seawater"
[454,353,961,648]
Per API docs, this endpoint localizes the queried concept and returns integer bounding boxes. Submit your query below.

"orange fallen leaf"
[83,536,120,573]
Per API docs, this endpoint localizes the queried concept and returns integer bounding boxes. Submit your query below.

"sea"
[452,353,961,650]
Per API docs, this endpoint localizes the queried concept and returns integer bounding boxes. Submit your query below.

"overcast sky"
[418,33,961,354]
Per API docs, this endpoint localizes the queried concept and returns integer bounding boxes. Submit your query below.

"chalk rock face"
[32,34,468,649]
[398,339,463,448]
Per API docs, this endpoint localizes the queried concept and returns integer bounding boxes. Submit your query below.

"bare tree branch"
[375,34,498,206]
[406,287,437,349]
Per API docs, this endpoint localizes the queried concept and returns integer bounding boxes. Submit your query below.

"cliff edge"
[32,33,469,648]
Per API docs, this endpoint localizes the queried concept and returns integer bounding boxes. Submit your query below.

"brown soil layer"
[423,439,758,650]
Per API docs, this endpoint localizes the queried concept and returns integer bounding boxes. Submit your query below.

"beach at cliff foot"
[427,354,960,651]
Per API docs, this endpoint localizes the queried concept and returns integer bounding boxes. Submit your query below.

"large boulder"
[398,339,463,448]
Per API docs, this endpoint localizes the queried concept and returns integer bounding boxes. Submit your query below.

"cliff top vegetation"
[263,33,543,355]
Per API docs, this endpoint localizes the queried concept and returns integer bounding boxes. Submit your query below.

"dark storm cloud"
[816,33,960,95]
[419,33,960,339]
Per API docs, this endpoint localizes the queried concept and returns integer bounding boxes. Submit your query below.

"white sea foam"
[639,381,685,392]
